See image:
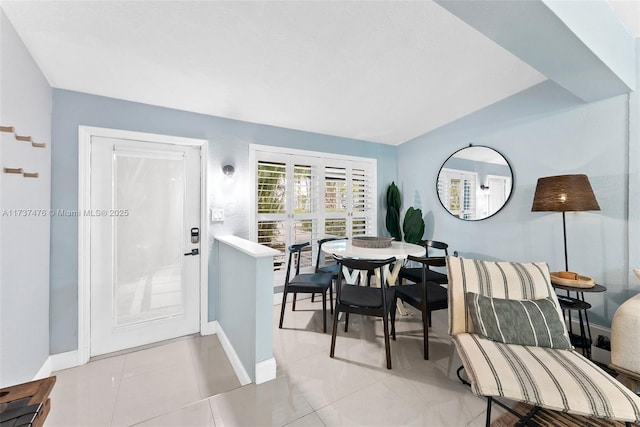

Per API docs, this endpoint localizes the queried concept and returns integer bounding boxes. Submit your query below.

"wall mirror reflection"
[437,145,513,221]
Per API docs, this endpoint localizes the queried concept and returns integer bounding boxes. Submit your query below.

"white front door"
[89,136,201,357]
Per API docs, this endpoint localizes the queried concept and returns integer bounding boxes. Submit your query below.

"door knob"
[184,248,199,256]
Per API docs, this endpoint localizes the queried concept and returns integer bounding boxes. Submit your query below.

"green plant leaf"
[403,207,425,244]
[385,182,402,240]
[386,182,401,210]
[386,207,402,241]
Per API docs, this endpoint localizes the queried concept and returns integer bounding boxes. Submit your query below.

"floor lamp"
[531,174,600,272]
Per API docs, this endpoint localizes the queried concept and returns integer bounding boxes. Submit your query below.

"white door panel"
[90,137,201,356]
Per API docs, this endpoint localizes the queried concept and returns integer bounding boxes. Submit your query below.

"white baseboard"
[201,320,218,336]
[33,356,52,380]
[255,358,277,384]
[50,350,82,372]
[216,324,252,386]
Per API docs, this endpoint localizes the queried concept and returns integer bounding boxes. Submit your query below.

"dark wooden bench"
[0,376,56,427]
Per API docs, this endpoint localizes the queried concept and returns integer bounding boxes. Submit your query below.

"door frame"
[78,126,209,364]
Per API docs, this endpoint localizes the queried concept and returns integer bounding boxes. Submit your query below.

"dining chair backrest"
[315,237,348,273]
[286,242,310,284]
[333,255,396,306]
[407,254,446,285]
[421,240,449,257]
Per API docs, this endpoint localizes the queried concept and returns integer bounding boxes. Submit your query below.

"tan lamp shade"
[531,174,600,212]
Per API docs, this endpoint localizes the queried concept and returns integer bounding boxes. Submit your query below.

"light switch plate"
[210,208,224,222]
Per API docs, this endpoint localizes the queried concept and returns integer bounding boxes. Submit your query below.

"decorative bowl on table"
[351,236,394,248]
[549,271,595,288]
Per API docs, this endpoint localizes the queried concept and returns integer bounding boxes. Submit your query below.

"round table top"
[322,239,424,260]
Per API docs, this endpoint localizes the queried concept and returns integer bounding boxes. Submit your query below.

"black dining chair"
[315,237,348,276]
[279,242,334,333]
[398,240,449,285]
[330,255,397,369]
[311,237,348,303]
[394,254,448,360]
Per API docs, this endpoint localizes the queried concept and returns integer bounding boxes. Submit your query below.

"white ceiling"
[609,0,640,37]
[1,1,633,145]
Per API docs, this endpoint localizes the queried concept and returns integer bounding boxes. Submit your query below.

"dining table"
[321,238,425,314]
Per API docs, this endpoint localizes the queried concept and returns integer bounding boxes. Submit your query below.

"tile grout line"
[109,353,128,426]
[185,336,208,400]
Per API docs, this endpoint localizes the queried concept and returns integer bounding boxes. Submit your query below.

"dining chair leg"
[279,290,288,329]
[292,293,297,311]
[311,293,315,303]
[391,303,397,341]
[329,285,334,314]
[383,312,392,369]
[330,307,339,358]
[344,312,349,332]
[422,306,429,360]
[322,291,327,333]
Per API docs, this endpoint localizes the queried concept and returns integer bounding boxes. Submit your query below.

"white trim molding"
[77,126,209,363]
[201,320,218,336]
[216,323,252,386]
[49,350,82,372]
[255,358,277,384]
[33,357,52,380]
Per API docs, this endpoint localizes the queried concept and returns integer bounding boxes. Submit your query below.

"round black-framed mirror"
[436,145,513,221]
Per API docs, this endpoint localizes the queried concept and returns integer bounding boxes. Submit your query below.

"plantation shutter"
[251,146,377,281]
[257,160,287,270]
[324,165,347,237]
[351,163,375,236]
[291,163,318,270]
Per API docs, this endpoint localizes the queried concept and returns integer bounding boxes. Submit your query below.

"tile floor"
[48,297,506,426]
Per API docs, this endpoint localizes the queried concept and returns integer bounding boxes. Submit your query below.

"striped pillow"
[467,292,572,349]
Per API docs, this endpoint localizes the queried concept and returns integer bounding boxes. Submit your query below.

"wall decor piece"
[2,125,46,179]
[1,125,47,148]
[436,145,513,221]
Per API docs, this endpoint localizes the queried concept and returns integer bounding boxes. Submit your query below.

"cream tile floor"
[48,297,506,426]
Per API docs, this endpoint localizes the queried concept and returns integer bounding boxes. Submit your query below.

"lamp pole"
[562,211,568,272]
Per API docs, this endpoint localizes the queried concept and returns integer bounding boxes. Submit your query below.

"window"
[250,145,377,286]
[437,168,477,220]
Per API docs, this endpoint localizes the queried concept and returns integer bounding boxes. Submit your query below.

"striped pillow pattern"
[447,256,563,336]
[453,333,640,423]
[467,292,572,349]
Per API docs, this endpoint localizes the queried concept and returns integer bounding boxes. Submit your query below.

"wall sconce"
[222,165,235,177]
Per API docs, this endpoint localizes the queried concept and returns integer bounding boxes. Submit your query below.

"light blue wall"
[216,238,275,382]
[217,242,257,380]
[0,10,51,386]
[398,82,636,328]
[50,89,396,354]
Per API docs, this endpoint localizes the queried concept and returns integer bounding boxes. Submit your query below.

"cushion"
[453,333,640,423]
[447,256,561,336]
[467,292,572,350]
